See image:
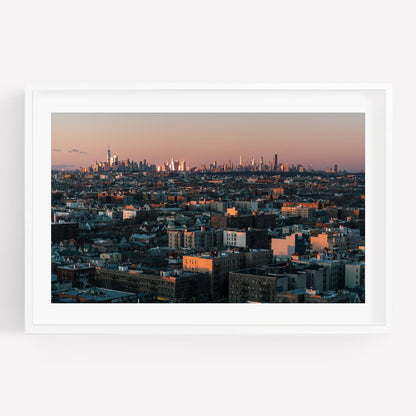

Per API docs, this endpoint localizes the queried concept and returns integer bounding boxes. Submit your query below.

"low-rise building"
[232,201,259,213]
[344,263,365,288]
[310,227,361,252]
[229,267,347,303]
[95,267,209,302]
[56,263,95,286]
[123,207,137,220]
[53,287,138,303]
[168,229,184,248]
[183,249,273,299]
[223,228,268,249]
[271,233,306,257]
[168,228,223,250]
[100,252,122,264]
[297,206,315,219]
[317,259,342,291]
[184,229,222,250]
[229,269,288,303]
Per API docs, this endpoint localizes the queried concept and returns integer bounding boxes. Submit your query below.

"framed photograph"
[25,85,391,334]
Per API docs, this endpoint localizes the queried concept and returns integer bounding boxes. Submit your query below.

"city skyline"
[76,150,345,174]
[52,113,365,171]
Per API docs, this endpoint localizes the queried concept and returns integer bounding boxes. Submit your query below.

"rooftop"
[58,263,95,270]
[57,287,136,302]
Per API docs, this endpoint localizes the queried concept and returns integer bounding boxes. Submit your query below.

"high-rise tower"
[107,146,111,164]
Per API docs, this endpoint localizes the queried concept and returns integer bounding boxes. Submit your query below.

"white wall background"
[0,1,413,415]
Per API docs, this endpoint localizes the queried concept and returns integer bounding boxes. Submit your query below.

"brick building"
[183,249,273,299]
[56,263,95,285]
[95,267,209,303]
[183,229,223,250]
[229,269,288,303]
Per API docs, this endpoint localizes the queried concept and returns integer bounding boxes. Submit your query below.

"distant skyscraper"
[107,147,111,164]
[274,154,278,171]
[334,164,338,173]
[110,154,118,166]
[239,155,242,166]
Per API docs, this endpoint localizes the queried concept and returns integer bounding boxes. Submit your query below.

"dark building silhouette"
[52,222,79,243]
[211,213,275,229]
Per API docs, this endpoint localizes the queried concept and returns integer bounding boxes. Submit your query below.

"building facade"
[183,249,273,299]
[310,228,360,252]
[229,270,288,303]
[56,263,96,284]
[95,267,210,302]
[344,263,365,288]
[271,233,306,257]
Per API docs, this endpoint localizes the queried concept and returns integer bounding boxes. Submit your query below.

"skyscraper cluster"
[78,147,342,176]
[157,157,187,172]
[80,147,155,173]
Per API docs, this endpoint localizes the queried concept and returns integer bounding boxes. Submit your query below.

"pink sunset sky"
[51,113,365,171]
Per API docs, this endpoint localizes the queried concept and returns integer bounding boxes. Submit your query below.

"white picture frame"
[25,85,392,334]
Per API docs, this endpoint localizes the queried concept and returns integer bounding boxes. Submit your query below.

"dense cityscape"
[51,147,365,303]
[79,147,347,175]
